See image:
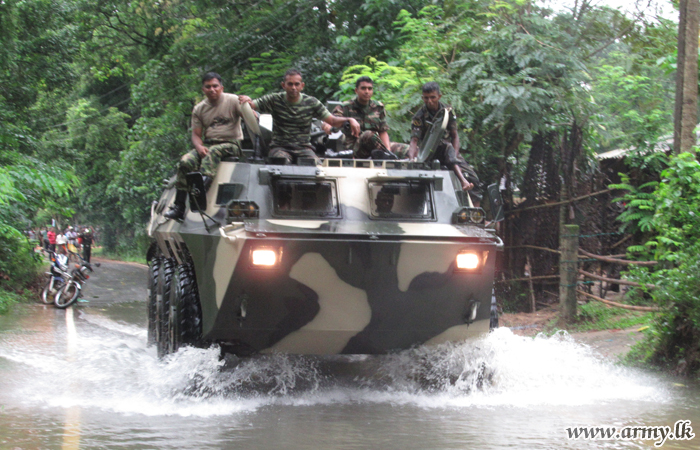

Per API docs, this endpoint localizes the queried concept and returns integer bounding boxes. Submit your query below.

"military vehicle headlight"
[456,251,480,270]
[452,207,485,224]
[251,248,280,268]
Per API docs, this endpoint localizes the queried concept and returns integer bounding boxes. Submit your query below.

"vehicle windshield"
[272,178,340,217]
[369,180,434,219]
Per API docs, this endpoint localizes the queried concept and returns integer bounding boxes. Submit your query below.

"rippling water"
[0,303,697,449]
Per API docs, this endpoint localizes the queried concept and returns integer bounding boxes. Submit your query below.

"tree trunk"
[673,0,699,155]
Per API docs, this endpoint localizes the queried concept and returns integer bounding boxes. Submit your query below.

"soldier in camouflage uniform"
[408,82,482,206]
[322,76,408,159]
[239,69,361,165]
[165,72,244,221]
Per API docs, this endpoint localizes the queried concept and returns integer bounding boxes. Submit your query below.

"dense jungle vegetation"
[1,0,697,375]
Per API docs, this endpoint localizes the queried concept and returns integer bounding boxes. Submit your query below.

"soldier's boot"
[371,148,398,160]
[164,189,187,221]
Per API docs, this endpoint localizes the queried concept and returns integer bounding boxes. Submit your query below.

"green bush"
[0,235,43,291]
[618,153,700,377]
[627,243,700,376]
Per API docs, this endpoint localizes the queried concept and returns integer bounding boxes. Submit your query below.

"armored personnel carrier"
[146,106,503,358]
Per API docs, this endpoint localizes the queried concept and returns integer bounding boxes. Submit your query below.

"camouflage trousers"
[353,131,408,159]
[175,142,241,190]
[269,144,320,165]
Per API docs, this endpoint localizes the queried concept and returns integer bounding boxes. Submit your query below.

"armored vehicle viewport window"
[369,180,434,220]
[216,183,245,205]
[272,179,340,217]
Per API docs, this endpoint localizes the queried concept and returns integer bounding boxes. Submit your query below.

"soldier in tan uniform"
[323,76,408,159]
[165,72,244,220]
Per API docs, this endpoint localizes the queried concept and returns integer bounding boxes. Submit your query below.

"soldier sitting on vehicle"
[239,69,361,165]
[164,72,245,221]
[322,76,408,160]
[407,82,482,206]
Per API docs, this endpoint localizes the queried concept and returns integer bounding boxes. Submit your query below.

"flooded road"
[0,260,698,449]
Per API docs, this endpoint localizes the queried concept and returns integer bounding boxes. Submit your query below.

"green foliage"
[645,153,700,262]
[0,289,20,315]
[591,62,674,151]
[626,242,700,376]
[617,153,700,376]
[610,176,660,235]
[570,302,653,332]
[237,51,294,97]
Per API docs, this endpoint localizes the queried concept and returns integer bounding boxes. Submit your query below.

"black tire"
[163,258,203,357]
[147,255,161,346]
[40,275,60,305]
[54,282,80,309]
[156,258,175,358]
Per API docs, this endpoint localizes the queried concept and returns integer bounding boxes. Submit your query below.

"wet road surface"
[0,259,698,449]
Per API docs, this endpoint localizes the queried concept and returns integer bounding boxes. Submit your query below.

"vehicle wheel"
[164,258,204,356]
[147,254,161,346]
[40,276,59,305]
[166,263,183,355]
[156,257,175,358]
[54,282,80,309]
[489,289,498,330]
[175,260,203,349]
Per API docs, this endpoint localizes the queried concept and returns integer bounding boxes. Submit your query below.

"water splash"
[0,312,670,417]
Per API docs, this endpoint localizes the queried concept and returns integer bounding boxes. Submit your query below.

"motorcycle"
[40,251,71,305]
[54,256,100,309]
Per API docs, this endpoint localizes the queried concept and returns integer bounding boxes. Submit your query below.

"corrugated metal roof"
[595,135,677,160]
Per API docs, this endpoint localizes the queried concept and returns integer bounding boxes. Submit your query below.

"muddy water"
[0,300,697,450]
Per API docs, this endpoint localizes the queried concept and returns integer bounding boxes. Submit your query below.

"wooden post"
[559,224,579,324]
[526,254,536,313]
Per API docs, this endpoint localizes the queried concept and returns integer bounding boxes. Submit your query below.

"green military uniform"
[333,98,407,159]
[253,92,331,164]
[411,102,482,201]
[175,93,243,190]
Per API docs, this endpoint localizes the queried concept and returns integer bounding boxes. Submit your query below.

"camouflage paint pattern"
[150,158,500,355]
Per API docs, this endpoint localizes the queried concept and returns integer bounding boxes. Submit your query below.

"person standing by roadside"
[47,227,57,253]
[55,229,67,255]
[80,228,94,263]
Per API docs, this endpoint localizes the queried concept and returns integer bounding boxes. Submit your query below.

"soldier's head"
[375,189,394,213]
[281,69,304,102]
[201,72,224,103]
[421,82,442,111]
[355,76,374,105]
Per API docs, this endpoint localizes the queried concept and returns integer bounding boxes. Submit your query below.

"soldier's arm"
[379,131,391,150]
[324,115,360,137]
[238,95,255,110]
[407,136,420,160]
[450,127,460,152]
[408,114,423,159]
[322,105,345,134]
[192,127,209,157]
